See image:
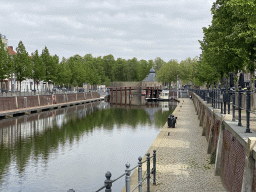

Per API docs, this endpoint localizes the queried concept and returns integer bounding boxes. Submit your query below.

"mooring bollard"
[105,171,112,192]
[152,150,156,185]
[246,86,251,133]
[232,87,236,121]
[146,153,150,192]
[238,86,242,126]
[138,157,142,192]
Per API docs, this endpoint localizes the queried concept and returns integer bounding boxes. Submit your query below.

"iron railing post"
[228,88,231,114]
[146,153,150,192]
[238,86,242,126]
[125,163,131,192]
[246,86,251,133]
[138,157,142,192]
[232,88,236,121]
[105,171,112,192]
[153,150,156,185]
[221,100,223,114]
[212,88,215,108]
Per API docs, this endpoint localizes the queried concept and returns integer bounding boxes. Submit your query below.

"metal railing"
[0,89,100,97]
[191,86,254,133]
[67,150,157,192]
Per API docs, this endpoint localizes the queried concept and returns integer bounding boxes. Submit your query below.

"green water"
[0,101,177,191]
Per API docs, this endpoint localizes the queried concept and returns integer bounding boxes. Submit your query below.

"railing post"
[138,157,142,192]
[246,86,251,133]
[125,163,131,192]
[238,86,242,126]
[212,88,214,108]
[232,88,236,121]
[228,88,231,114]
[218,88,220,109]
[152,150,156,185]
[105,171,112,192]
[146,153,150,192]
[221,99,223,114]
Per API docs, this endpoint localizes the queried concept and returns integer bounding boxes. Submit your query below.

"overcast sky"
[1,0,215,62]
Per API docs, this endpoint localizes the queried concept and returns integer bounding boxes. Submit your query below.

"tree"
[41,47,58,87]
[13,41,31,91]
[154,57,165,71]
[156,60,179,88]
[31,50,45,91]
[0,38,13,89]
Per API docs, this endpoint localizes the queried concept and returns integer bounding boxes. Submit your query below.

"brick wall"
[192,92,248,192]
[253,166,256,192]
[0,93,101,112]
[221,128,246,192]
[0,97,16,111]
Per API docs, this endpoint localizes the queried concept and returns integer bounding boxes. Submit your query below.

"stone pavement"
[125,98,226,192]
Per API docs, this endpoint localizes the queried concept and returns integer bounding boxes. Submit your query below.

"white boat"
[158,90,169,101]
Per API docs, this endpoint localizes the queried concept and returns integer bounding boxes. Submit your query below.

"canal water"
[0,100,178,192]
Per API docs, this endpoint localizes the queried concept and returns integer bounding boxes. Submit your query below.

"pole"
[138,157,142,192]
[105,171,112,192]
[125,163,131,192]
[238,86,242,126]
[245,86,251,133]
[146,153,150,192]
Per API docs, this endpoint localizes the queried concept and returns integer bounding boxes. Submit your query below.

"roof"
[142,67,157,82]
[8,46,17,55]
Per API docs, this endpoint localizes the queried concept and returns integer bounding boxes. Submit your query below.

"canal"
[0,100,178,191]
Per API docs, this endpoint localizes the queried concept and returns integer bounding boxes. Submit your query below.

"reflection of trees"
[154,107,175,127]
[0,105,176,181]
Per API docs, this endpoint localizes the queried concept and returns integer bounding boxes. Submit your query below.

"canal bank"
[0,92,104,119]
[122,98,226,192]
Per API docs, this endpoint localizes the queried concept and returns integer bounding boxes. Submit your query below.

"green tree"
[156,59,179,88]
[41,47,58,87]
[13,41,31,91]
[31,50,45,91]
[0,38,13,89]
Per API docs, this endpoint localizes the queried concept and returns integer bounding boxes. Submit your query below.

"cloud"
[0,0,214,62]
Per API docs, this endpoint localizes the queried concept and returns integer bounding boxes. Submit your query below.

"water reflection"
[0,100,177,191]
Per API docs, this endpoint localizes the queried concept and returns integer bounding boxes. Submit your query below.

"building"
[142,67,162,87]
[0,33,8,50]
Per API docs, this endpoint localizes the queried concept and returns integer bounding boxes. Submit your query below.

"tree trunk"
[20,81,21,93]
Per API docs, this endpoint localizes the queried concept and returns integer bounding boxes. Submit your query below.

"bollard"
[238,86,242,126]
[105,171,112,192]
[232,88,236,121]
[152,150,156,185]
[125,163,131,192]
[146,153,150,192]
[245,86,251,133]
[138,157,142,192]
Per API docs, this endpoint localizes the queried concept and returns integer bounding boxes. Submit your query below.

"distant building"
[0,33,8,50]
[142,67,162,87]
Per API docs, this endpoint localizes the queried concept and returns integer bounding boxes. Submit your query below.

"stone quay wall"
[0,92,100,112]
[192,92,256,192]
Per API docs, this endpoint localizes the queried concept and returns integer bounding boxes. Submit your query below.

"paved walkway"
[126,98,226,192]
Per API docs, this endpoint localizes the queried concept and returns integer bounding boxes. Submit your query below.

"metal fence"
[191,86,254,133]
[0,89,102,97]
[68,150,156,192]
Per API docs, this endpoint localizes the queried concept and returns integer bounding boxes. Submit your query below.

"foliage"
[13,41,31,90]
[0,38,13,88]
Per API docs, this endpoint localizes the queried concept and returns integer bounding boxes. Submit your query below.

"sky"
[1,0,215,63]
